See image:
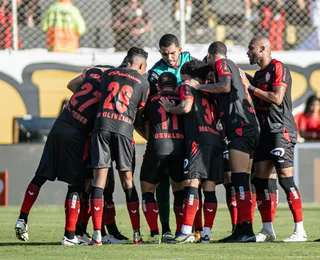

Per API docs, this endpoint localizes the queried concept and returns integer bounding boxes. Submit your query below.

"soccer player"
[140,72,185,244]
[14,66,106,245]
[160,59,224,243]
[89,47,149,246]
[148,33,203,242]
[241,36,307,242]
[187,42,260,242]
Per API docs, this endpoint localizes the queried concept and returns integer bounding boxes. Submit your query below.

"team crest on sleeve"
[265,72,271,82]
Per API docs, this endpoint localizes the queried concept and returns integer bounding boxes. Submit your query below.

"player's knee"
[66,185,82,200]
[278,177,297,193]
[173,189,184,207]
[120,171,133,189]
[31,175,47,188]
[203,191,217,203]
[124,187,138,202]
[142,192,156,204]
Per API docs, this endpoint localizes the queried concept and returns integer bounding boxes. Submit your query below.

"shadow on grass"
[0,242,61,246]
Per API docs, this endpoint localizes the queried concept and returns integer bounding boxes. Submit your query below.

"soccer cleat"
[255,229,276,242]
[199,235,211,244]
[62,236,81,246]
[145,234,161,244]
[193,230,202,243]
[283,231,307,242]
[102,234,128,244]
[161,231,174,243]
[76,232,91,244]
[15,219,29,242]
[314,238,320,242]
[174,233,195,244]
[88,230,102,246]
[219,223,256,243]
[133,230,143,244]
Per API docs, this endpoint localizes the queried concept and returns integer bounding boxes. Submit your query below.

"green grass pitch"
[1,204,320,260]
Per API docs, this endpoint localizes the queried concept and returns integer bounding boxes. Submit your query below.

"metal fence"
[1,0,319,51]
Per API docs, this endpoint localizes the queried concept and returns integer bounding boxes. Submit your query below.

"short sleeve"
[272,61,289,87]
[180,84,194,102]
[139,82,150,108]
[215,59,232,79]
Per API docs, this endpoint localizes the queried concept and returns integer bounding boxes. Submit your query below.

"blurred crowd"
[0,0,319,51]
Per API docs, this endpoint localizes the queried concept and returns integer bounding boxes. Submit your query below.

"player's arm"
[159,97,193,114]
[187,75,231,94]
[147,70,159,96]
[240,69,286,106]
[67,75,83,93]
[134,107,147,140]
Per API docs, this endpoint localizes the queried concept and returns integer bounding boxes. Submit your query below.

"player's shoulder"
[271,59,289,70]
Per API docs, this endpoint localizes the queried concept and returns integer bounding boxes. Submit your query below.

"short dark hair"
[159,34,180,48]
[208,41,227,56]
[158,72,177,90]
[126,47,148,63]
[180,59,210,81]
[304,95,320,114]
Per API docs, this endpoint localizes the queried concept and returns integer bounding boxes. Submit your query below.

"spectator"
[17,0,41,28]
[41,0,86,52]
[297,95,320,141]
[0,0,22,49]
[261,0,286,50]
[112,0,153,52]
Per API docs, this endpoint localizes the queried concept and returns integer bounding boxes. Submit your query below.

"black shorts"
[184,142,224,184]
[140,151,184,184]
[91,131,134,171]
[228,126,259,158]
[254,132,295,168]
[35,121,88,186]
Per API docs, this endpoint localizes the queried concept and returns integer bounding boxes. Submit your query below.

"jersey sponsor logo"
[108,70,141,84]
[183,159,189,174]
[270,147,285,158]
[265,72,271,82]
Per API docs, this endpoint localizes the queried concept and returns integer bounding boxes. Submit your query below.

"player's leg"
[101,166,128,244]
[15,128,59,241]
[62,185,83,246]
[15,175,47,241]
[139,153,163,244]
[168,154,184,240]
[273,135,306,242]
[201,181,217,243]
[89,131,112,246]
[113,133,141,244]
[252,160,276,242]
[220,148,255,242]
[278,167,306,242]
[155,170,171,238]
[76,184,91,243]
[193,185,203,242]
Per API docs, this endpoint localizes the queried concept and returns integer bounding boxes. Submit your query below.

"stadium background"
[0,0,320,205]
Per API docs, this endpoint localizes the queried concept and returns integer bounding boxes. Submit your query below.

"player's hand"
[159,97,175,112]
[184,79,200,89]
[239,69,250,87]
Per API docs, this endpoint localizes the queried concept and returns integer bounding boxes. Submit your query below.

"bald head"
[247,36,272,67]
[250,37,271,53]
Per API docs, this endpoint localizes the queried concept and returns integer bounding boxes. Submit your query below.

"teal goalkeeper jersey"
[147,52,192,95]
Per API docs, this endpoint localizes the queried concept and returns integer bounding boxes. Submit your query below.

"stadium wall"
[0,143,320,205]
[1,49,320,144]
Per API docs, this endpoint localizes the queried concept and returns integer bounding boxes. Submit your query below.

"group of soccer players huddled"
[14,33,312,245]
